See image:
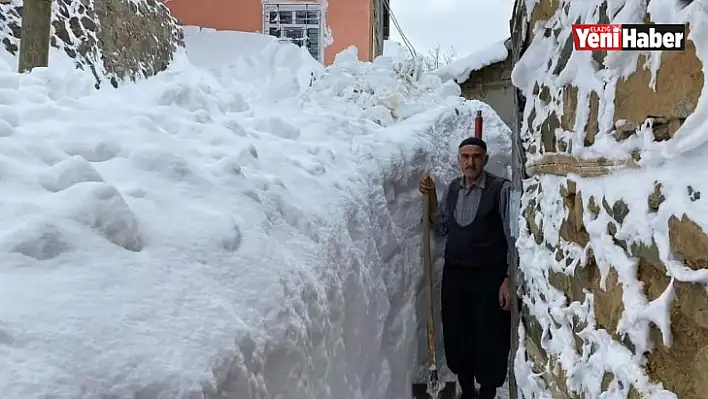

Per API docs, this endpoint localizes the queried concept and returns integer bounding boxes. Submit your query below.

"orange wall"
[165,0,373,64]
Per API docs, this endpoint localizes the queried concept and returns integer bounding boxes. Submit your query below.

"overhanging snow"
[434,39,510,84]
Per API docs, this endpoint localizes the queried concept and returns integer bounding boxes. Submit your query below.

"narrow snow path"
[0,28,515,399]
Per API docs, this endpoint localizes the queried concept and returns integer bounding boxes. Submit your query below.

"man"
[419,136,513,399]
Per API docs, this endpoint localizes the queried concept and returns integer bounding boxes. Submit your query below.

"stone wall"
[0,0,183,87]
[459,58,515,129]
[511,0,708,397]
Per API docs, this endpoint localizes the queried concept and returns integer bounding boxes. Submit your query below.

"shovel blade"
[411,382,456,399]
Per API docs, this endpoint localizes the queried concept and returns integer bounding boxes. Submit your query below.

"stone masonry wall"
[459,58,515,129]
[511,0,708,397]
[0,0,184,88]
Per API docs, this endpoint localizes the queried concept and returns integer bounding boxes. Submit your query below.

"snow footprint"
[249,116,301,140]
[130,148,204,185]
[7,222,73,261]
[289,157,327,177]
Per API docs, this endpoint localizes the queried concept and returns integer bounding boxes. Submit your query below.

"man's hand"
[419,175,436,196]
[499,277,511,311]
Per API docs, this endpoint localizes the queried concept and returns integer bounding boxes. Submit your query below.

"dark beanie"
[458,137,487,151]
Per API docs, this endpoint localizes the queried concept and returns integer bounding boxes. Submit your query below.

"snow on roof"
[433,38,510,84]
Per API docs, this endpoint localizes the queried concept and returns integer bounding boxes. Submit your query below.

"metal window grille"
[263,3,324,63]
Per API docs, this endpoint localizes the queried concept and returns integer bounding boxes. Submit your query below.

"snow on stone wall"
[0,0,183,87]
[511,0,708,397]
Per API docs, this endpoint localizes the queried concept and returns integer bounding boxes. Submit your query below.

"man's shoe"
[477,386,496,399]
[458,387,478,399]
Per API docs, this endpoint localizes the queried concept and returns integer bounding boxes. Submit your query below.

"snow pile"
[434,39,509,84]
[511,0,708,397]
[383,40,409,60]
[0,28,512,398]
[181,27,277,67]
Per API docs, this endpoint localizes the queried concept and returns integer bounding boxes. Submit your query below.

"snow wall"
[0,28,513,398]
[511,0,708,397]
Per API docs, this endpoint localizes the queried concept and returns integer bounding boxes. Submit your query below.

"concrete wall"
[459,59,515,129]
[512,0,708,397]
[165,0,376,64]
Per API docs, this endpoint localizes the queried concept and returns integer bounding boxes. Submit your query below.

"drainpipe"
[475,110,483,139]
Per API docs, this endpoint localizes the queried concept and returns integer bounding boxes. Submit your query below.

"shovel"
[421,192,445,399]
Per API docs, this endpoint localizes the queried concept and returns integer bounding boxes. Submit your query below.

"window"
[263,2,324,62]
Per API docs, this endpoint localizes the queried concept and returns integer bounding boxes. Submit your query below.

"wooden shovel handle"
[422,193,437,363]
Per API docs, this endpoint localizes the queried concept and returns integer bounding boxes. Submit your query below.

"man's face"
[458,145,487,180]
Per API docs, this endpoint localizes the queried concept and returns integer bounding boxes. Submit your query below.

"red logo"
[571,24,686,51]
[572,24,622,51]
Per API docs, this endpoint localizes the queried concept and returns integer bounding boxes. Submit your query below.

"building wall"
[165,0,375,64]
[371,0,388,59]
[459,59,514,129]
[512,0,708,397]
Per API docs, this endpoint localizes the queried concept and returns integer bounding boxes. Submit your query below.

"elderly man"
[419,137,513,399]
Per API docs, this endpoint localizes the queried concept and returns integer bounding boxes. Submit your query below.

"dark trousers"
[441,264,511,398]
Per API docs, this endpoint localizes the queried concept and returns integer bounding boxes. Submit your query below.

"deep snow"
[0,27,514,398]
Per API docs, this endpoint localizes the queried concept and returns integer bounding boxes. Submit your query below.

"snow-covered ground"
[0,27,514,398]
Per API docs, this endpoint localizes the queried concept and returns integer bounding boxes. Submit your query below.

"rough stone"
[559,182,589,246]
[587,196,600,219]
[540,112,560,153]
[529,0,558,34]
[592,267,624,334]
[640,259,708,399]
[585,91,599,145]
[560,87,600,146]
[614,37,703,130]
[668,215,708,270]
[0,0,184,87]
[688,186,701,202]
[648,182,665,212]
[524,197,544,245]
[561,86,578,132]
[517,0,708,396]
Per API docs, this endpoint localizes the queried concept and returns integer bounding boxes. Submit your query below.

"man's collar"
[461,171,486,189]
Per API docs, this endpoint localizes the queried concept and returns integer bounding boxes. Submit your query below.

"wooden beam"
[18,0,53,73]
[525,153,640,177]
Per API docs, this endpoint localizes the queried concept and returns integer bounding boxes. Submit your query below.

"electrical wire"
[382,0,417,59]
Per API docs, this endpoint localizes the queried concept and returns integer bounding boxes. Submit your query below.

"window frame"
[263,1,325,63]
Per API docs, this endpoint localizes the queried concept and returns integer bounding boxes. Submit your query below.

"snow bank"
[182,27,280,67]
[383,40,409,60]
[434,39,509,84]
[511,0,708,397]
[0,29,512,398]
